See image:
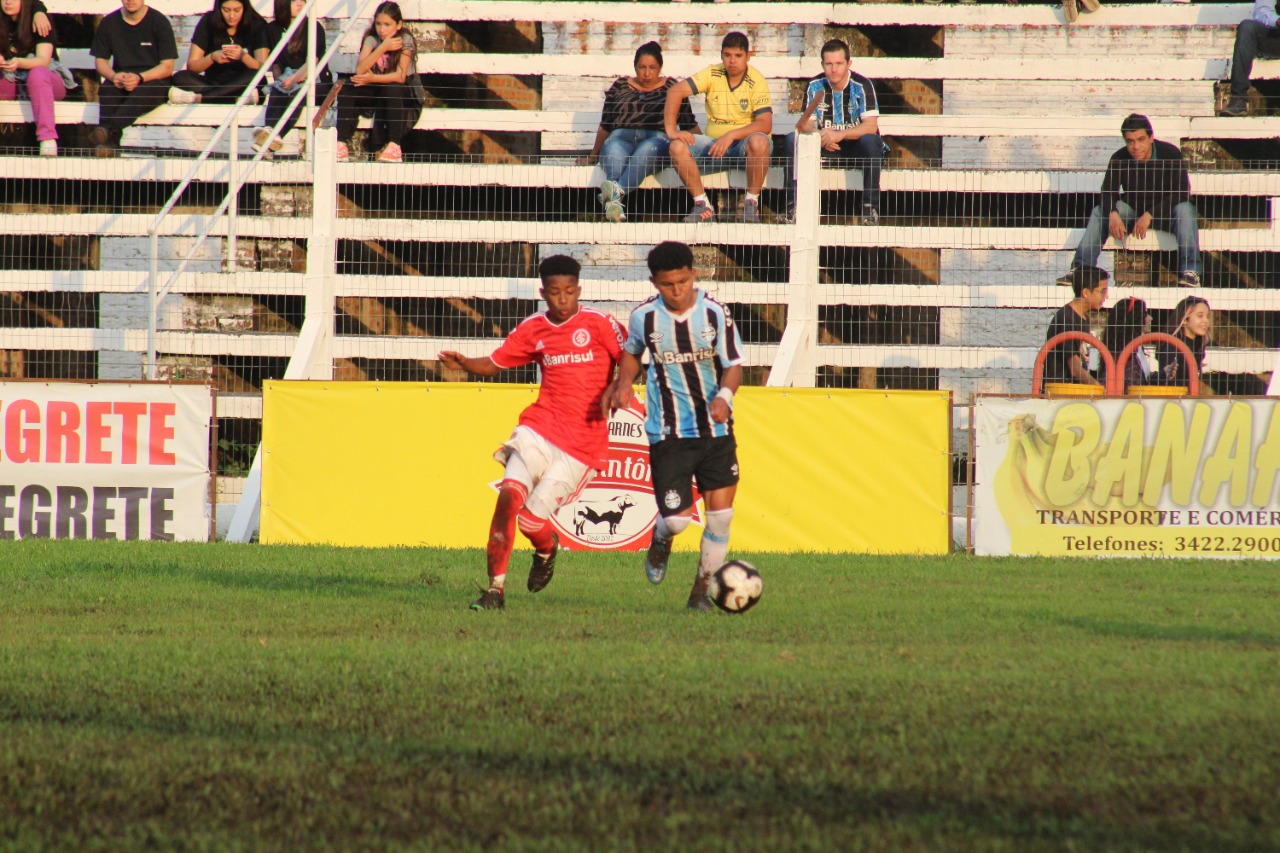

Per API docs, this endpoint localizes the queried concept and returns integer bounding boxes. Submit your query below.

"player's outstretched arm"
[438,351,501,377]
[603,351,643,417]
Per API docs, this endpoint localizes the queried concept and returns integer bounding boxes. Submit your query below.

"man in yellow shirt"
[663,31,773,223]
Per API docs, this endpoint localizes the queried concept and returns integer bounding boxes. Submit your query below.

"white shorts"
[494,425,594,519]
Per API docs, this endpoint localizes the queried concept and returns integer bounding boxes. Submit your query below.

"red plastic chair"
[1113,332,1200,397]
[1032,331,1116,396]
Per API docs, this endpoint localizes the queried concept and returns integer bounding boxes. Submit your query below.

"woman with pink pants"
[0,0,67,156]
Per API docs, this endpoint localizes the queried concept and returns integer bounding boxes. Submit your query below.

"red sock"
[517,508,557,554]
[486,482,526,588]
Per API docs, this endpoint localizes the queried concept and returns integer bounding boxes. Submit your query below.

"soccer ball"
[708,560,763,614]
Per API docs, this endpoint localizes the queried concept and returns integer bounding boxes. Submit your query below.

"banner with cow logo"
[974,396,1280,558]
[0,381,213,541]
[262,382,951,553]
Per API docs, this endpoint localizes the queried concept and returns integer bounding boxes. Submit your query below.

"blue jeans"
[686,132,773,177]
[1072,200,1201,276]
[599,128,671,194]
[782,131,884,208]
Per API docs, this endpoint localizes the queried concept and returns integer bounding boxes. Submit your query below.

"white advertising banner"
[975,396,1280,558]
[0,381,213,541]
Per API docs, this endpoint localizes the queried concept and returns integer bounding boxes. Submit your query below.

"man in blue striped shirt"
[604,241,744,611]
[784,39,886,226]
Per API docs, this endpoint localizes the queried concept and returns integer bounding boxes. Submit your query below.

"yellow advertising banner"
[261,382,951,554]
[974,396,1280,557]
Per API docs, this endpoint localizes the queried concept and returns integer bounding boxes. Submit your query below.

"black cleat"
[470,589,505,611]
[645,534,673,585]
[686,573,713,612]
[527,532,558,593]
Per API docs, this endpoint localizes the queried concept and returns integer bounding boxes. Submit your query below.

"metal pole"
[228,114,239,273]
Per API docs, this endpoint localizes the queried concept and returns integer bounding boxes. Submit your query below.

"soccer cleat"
[1178,271,1201,288]
[1062,0,1078,22]
[861,203,879,226]
[527,532,558,593]
[645,534,672,585]
[377,141,403,163]
[470,589,505,611]
[742,197,761,223]
[683,200,715,223]
[38,140,56,157]
[336,141,350,162]
[168,87,199,105]
[604,199,627,222]
[1218,97,1249,118]
[686,573,713,612]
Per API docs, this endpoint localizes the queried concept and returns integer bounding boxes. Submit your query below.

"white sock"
[745,192,760,204]
[698,508,733,578]
[655,513,691,542]
[693,193,711,209]
[490,573,506,593]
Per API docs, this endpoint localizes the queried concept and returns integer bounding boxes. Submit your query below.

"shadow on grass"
[1050,614,1280,648]
[2,691,1271,853]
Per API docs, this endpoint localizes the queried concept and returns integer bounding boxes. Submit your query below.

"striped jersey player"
[438,255,626,611]
[604,241,744,611]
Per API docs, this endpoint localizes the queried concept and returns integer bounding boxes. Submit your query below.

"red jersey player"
[438,255,626,610]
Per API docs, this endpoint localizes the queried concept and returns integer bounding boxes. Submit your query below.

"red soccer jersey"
[490,306,626,470]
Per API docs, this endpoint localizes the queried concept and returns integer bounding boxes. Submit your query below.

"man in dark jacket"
[1057,114,1201,288]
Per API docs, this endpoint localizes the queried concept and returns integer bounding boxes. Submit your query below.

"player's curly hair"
[538,254,581,283]
[647,241,694,275]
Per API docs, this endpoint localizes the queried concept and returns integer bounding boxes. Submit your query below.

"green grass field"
[1,541,1278,851]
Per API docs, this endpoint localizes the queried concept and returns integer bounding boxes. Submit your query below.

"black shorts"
[649,435,739,517]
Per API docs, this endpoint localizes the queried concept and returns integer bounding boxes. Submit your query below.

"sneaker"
[1062,0,1079,22]
[683,199,715,223]
[1218,96,1249,118]
[336,141,350,162]
[470,589,505,611]
[861,203,879,226]
[644,534,673,585]
[168,87,199,105]
[376,141,403,163]
[247,88,260,106]
[1079,0,1100,10]
[1055,269,1076,287]
[252,129,283,161]
[604,199,627,222]
[1179,270,1201,288]
[743,197,761,224]
[88,126,111,147]
[686,573,713,612]
[38,140,56,157]
[598,178,621,206]
[527,532,558,593]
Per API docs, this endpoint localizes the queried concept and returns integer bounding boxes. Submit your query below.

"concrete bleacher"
[5,0,1279,415]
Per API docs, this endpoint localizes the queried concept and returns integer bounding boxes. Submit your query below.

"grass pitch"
[1,541,1278,851]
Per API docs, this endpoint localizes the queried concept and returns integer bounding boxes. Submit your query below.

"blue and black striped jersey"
[624,290,744,443]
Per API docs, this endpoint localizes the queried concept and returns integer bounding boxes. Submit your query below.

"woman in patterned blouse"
[586,41,698,222]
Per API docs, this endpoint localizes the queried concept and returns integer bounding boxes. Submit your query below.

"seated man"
[1044,265,1108,388]
[664,31,772,224]
[1057,114,1201,289]
[1220,0,1280,117]
[89,0,178,156]
[785,38,885,226]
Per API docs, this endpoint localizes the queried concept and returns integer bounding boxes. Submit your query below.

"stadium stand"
[4,1,1280,531]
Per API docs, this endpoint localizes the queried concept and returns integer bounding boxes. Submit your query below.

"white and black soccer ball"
[708,560,763,614]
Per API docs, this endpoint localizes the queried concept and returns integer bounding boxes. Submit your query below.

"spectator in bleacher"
[0,0,74,156]
[586,41,698,223]
[1044,265,1107,387]
[1151,295,1210,390]
[1057,114,1201,289]
[89,0,178,156]
[168,0,269,105]
[664,31,773,223]
[253,0,331,159]
[1220,0,1280,117]
[1101,296,1151,392]
[784,38,885,226]
[334,1,424,163]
